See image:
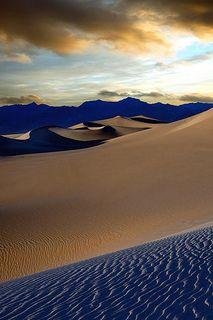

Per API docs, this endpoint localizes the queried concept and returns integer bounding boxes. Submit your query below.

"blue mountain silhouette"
[0,97,212,134]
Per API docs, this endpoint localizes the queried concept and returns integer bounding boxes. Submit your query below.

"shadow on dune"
[52,125,121,141]
[0,119,151,156]
[131,117,166,124]
[0,227,212,319]
[0,127,104,156]
[83,121,106,128]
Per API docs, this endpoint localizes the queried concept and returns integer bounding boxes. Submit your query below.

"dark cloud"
[1,92,212,106]
[138,92,165,98]
[123,0,213,37]
[179,94,213,103]
[0,0,211,62]
[99,90,127,97]
[0,0,166,56]
[99,90,165,98]
[0,95,45,105]
[99,90,213,104]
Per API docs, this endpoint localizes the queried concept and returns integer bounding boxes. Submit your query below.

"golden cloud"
[0,0,212,59]
[179,94,213,103]
[0,0,168,56]
[0,52,32,64]
[0,95,45,105]
[123,0,213,38]
[99,89,213,104]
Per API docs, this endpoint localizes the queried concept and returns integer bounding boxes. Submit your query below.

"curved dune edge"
[91,115,155,128]
[0,116,151,156]
[0,110,213,281]
[49,123,146,141]
[0,226,212,320]
[1,132,30,140]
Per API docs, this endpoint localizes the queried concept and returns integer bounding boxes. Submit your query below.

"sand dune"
[91,115,152,128]
[0,226,212,319]
[88,116,152,135]
[0,118,149,156]
[50,126,118,141]
[131,115,166,124]
[50,119,148,141]
[0,128,103,156]
[1,133,30,140]
[0,110,213,281]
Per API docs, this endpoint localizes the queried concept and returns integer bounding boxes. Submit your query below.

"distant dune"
[0,226,212,319]
[0,109,212,281]
[0,128,104,156]
[0,117,150,156]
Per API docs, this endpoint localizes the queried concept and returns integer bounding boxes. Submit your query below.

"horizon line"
[1,96,213,108]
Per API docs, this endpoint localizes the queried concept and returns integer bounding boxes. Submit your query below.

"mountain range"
[0,97,212,134]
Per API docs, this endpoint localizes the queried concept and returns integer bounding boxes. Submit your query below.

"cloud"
[179,94,213,103]
[1,92,212,106]
[123,0,213,38]
[0,32,33,64]
[99,90,165,98]
[0,0,168,57]
[99,90,126,97]
[0,95,45,105]
[99,90,213,104]
[0,52,31,64]
[179,52,213,64]
[0,1,211,62]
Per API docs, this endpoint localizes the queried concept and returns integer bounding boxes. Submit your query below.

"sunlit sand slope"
[0,226,212,320]
[0,110,212,281]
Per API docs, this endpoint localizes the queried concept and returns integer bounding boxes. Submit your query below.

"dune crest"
[0,117,151,156]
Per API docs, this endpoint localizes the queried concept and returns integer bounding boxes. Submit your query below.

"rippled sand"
[0,110,213,281]
[0,226,212,320]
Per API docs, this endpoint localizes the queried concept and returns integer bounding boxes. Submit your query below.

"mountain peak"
[29,102,38,107]
[120,97,141,103]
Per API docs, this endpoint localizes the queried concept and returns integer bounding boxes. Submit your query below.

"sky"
[0,0,212,106]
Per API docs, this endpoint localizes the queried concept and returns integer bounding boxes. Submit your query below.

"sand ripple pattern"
[0,227,212,320]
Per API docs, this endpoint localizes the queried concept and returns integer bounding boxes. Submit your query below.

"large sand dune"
[51,117,150,141]
[0,128,104,156]
[0,117,149,156]
[0,226,212,319]
[91,115,153,128]
[0,110,213,281]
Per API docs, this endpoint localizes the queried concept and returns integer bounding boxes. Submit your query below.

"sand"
[0,226,212,319]
[0,110,213,281]
[50,116,150,141]
[0,117,150,156]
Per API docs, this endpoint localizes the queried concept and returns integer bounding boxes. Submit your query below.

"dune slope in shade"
[0,127,105,156]
[0,226,212,320]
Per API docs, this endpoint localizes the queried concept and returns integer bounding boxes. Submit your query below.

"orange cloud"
[0,0,212,59]
[0,0,168,56]
[98,89,213,104]
[0,95,45,105]
[123,0,213,38]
